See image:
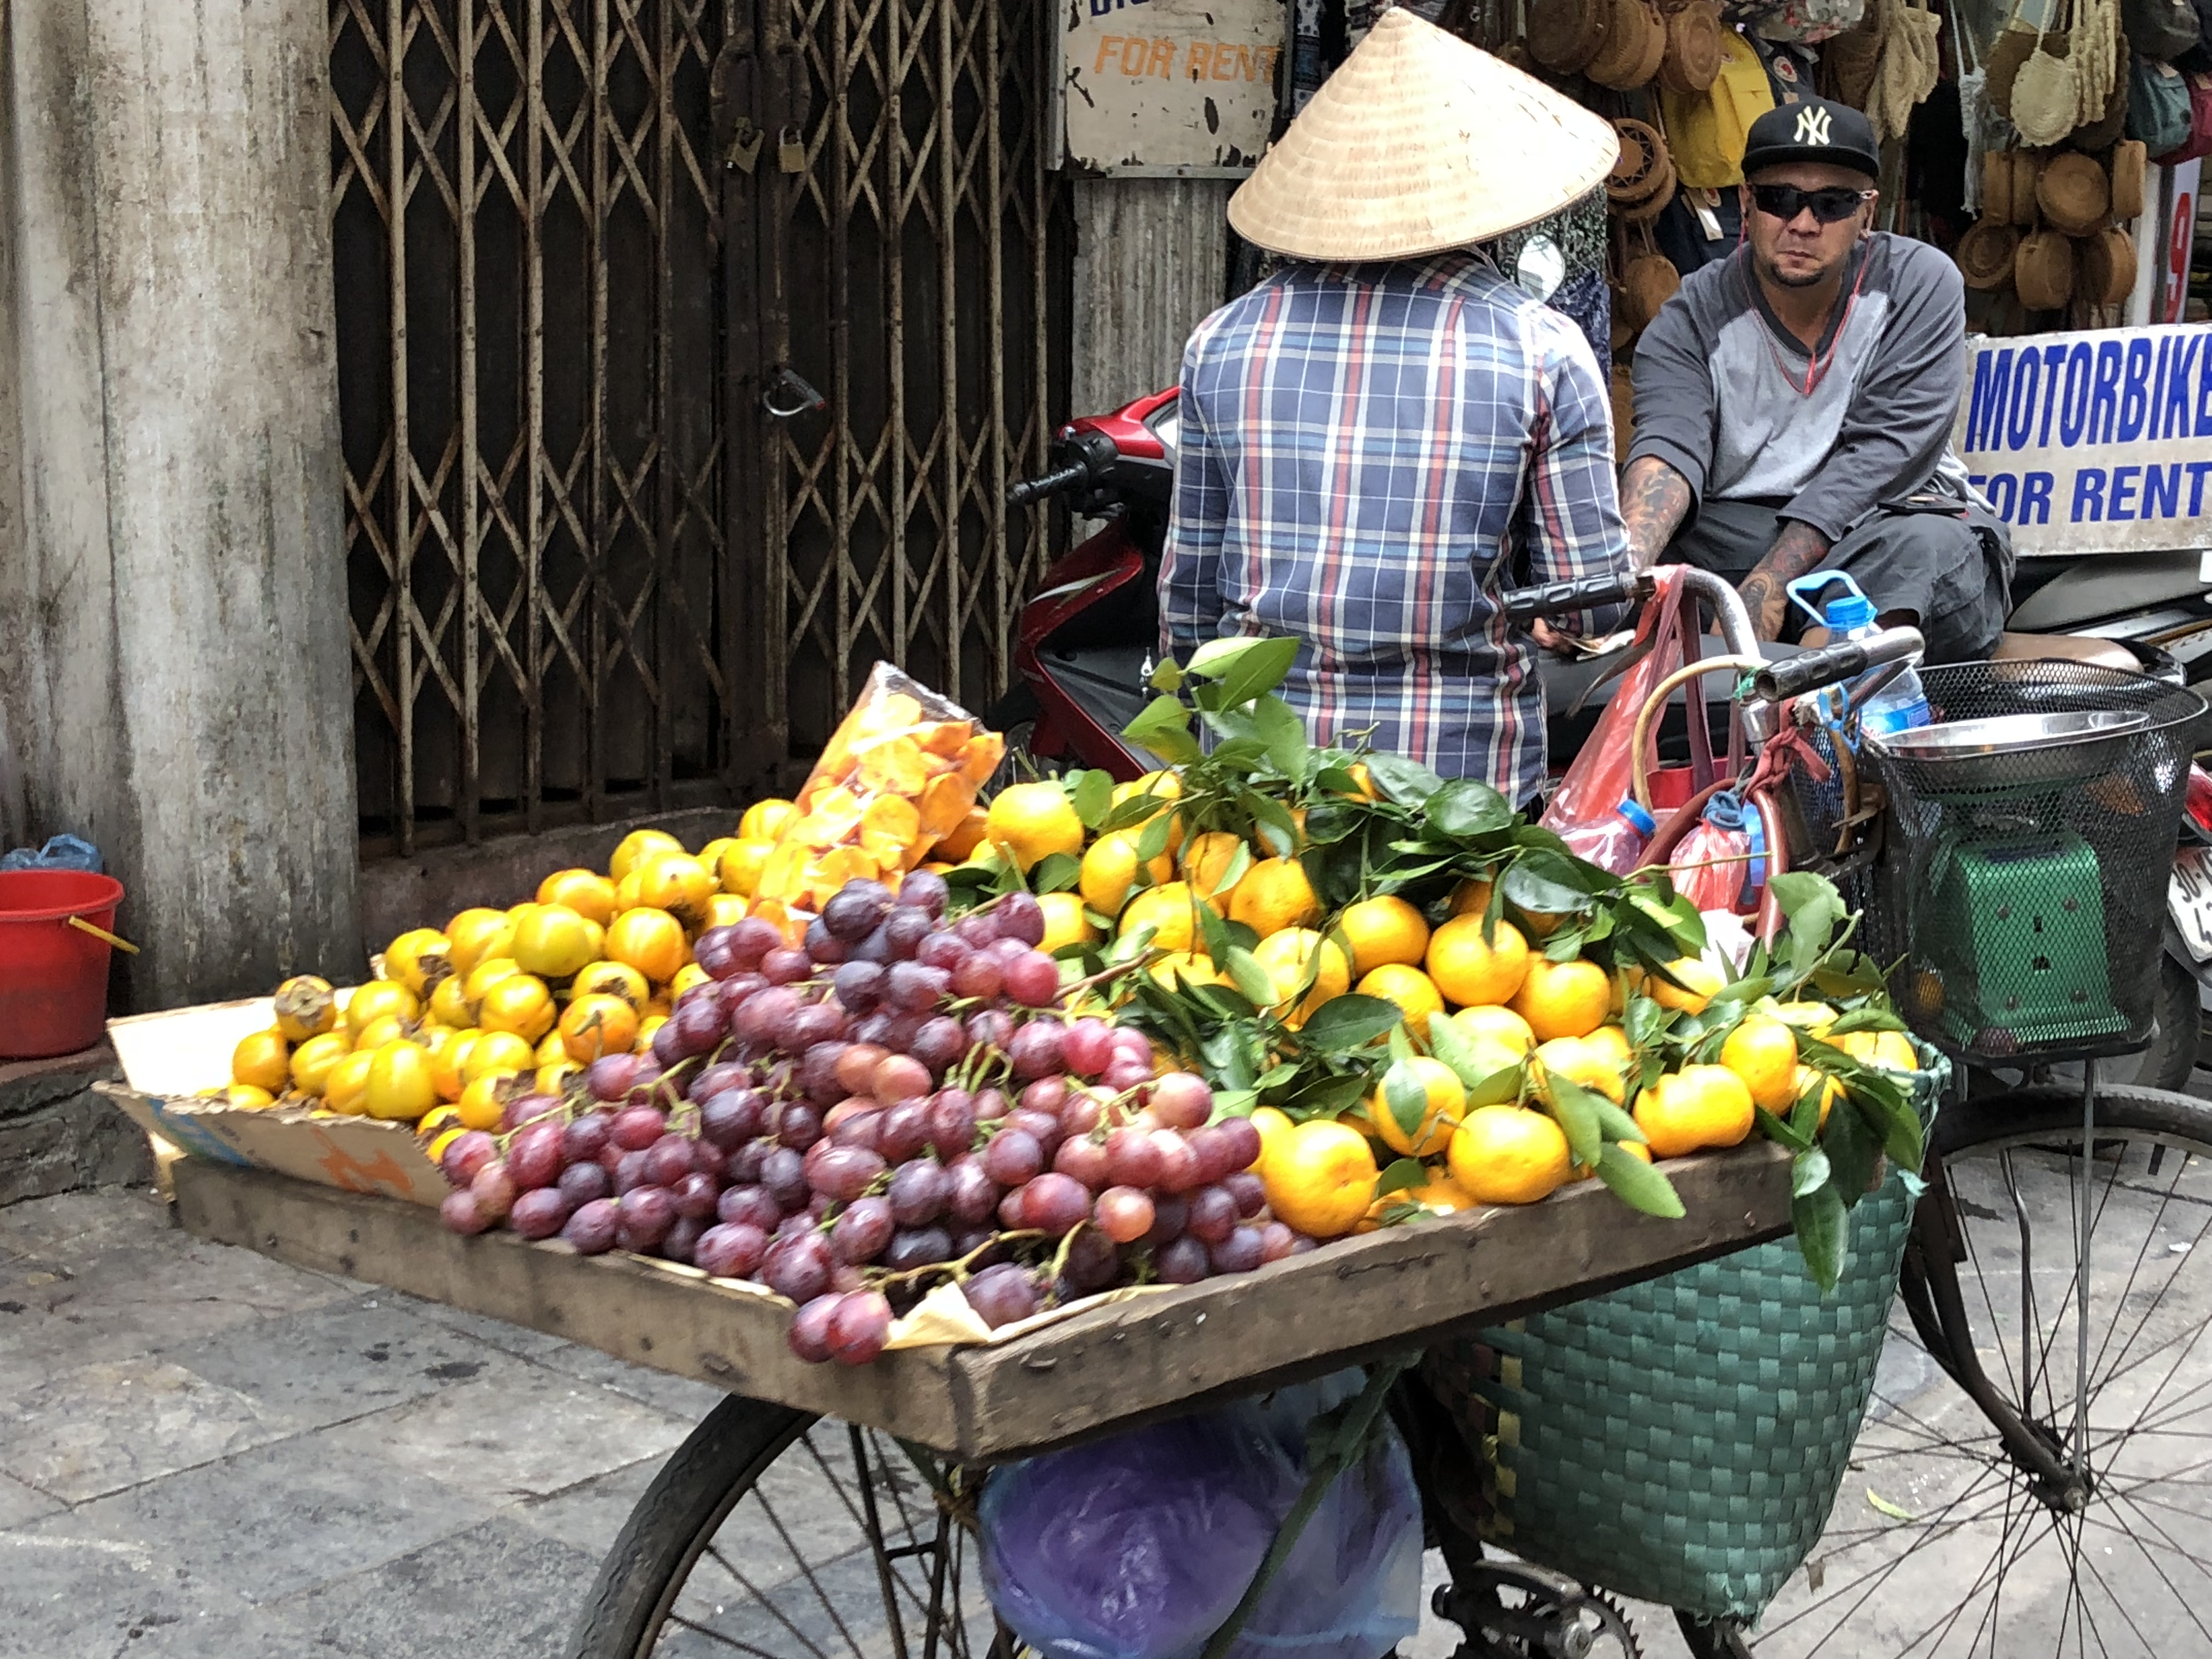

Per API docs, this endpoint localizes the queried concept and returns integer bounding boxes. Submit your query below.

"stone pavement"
[9,1171,2198,1659]
[0,1183,1711,1659]
[0,1184,718,1659]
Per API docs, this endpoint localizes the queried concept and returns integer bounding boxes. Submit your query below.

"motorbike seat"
[1993,632,2141,672]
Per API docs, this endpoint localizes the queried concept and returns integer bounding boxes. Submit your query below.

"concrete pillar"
[0,0,362,1011]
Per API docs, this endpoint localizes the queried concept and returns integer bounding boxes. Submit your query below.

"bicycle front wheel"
[1748,1082,2212,1657]
[567,1396,1006,1659]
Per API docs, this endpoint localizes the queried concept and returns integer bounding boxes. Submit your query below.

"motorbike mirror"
[1513,235,1565,303]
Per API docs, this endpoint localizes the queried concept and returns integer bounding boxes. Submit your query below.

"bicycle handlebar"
[1007,464,1090,507]
[1497,570,1651,623]
[1752,626,1925,703]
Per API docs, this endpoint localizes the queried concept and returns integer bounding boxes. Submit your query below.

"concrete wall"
[0,0,363,1012]
[1069,177,1237,417]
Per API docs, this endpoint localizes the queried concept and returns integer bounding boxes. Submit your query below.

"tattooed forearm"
[1620,457,1694,571]
[1737,520,1832,641]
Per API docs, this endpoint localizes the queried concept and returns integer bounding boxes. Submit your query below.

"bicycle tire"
[567,1395,1005,1659]
[1742,1080,2212,1657]
[566,1395,816,1659]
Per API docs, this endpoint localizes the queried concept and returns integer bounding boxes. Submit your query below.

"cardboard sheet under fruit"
[99,997,448,1207]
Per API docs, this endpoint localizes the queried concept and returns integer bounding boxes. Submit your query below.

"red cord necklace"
[1740,244,1870,398]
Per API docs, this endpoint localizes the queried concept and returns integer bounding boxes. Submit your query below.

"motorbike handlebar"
[1752,626,1925,703]
[1497,570,1652,623]
[1007,463,1090,507]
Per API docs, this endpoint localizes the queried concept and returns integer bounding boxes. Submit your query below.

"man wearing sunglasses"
[1617,97,2011,658]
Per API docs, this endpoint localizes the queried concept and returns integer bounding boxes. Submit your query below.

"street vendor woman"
[1621,97,2013,659]
[1158,9,1631,804]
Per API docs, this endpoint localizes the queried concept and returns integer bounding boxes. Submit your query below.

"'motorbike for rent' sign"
[1959,324,2212,557]
[1060,0,1282,176]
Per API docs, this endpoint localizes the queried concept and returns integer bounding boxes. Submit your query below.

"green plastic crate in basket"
[1422,1054,1945,1625]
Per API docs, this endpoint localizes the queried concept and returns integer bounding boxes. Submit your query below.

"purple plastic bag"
[979,1374,1421,1659]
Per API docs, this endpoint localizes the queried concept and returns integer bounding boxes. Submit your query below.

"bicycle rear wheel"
[567,1396,1005,1659]
[1745,1082,2212,1656]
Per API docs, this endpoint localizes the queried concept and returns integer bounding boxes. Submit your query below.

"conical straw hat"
[1228,10,1620,262]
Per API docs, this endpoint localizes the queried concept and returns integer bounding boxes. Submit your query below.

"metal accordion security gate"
[331,0,1063,858]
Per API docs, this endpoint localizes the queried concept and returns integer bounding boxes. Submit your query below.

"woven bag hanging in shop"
[2110,137,2147,219]
[1864,0,1946,140]
[1607,119,1678,214]
[1948,0,2000,213]
[2078,223,2138,303]
[1823,11,1887,106]
[1622,224,1684,322]
[2072,30,2132,149]
[2013,0,2122,144]
[1660,1,1726,92]
[1987,11,2042,116]
[2015,226,2077,307]
[1590,0,1669,89]
[1980,149,2016,221]
[2010,146,2044,223]
[2036,149,2112,231]
[1955,216,2023,286]
[1530,0,1615,74]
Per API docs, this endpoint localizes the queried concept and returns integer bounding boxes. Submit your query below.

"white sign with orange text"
[1060,0,1281,176]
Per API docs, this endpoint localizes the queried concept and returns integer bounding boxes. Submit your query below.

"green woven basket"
[1423,1056,1946,1624]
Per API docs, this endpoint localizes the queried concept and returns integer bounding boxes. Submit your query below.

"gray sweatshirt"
[1627,233,1976,541]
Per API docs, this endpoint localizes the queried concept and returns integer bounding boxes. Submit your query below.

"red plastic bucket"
[0,870,127,1059]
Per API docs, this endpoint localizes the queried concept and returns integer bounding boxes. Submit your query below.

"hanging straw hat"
[1227,10,1620,261]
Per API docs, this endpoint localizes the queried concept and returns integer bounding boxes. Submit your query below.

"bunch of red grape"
[437,871,1315,1365]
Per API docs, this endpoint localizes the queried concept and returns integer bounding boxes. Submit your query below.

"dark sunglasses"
[1750,183,1875,224]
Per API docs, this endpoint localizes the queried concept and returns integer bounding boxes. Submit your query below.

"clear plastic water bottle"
[1786,572,1930,738]
[1562,796,1657,876]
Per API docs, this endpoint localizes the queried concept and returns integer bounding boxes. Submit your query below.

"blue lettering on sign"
[2191,461,2212,517]
[2109,464,2142,521]
[2090,342,2124,444]
[2059,344,2094,447]
[2006,351,2041,451]
[1091,0,1152,13]
[1968,349,2012,452]
[2163,334,2201,439]
[2119,339,2154,442]
[2021,471,2055,524]
[2200,344,2212,436]
[1979,472,2018,518]
[2145,464,2181,520]
[2036,345,2068,445]
[2074,468,2107,522]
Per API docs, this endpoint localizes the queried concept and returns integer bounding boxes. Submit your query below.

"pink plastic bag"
[1668,789,1763,913]
[1542,569,1718,839]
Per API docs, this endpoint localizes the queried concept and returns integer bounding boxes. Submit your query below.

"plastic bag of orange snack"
[753,663,1004,916]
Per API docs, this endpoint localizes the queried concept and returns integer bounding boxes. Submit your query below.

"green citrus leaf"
[1595,1143,1686,1218]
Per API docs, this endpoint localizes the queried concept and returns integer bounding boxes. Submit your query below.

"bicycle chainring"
[1434,1562,1643,1659]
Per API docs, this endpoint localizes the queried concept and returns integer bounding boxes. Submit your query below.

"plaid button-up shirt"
[1160,251,1630,801]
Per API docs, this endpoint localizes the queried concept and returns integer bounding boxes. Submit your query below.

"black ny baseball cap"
[1740,97,1881,181]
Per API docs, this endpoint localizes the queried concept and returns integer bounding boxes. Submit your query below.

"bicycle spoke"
[1766,1106,2212,1658]
[1760,1463,2014,1651]
[701,1542,843,1659]
[669,1612,820,1659]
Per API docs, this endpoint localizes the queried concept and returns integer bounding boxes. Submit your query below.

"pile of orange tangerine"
[217,799,860,1162]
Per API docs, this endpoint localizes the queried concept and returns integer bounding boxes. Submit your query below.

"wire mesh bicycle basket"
[1863,661,2208,1064]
